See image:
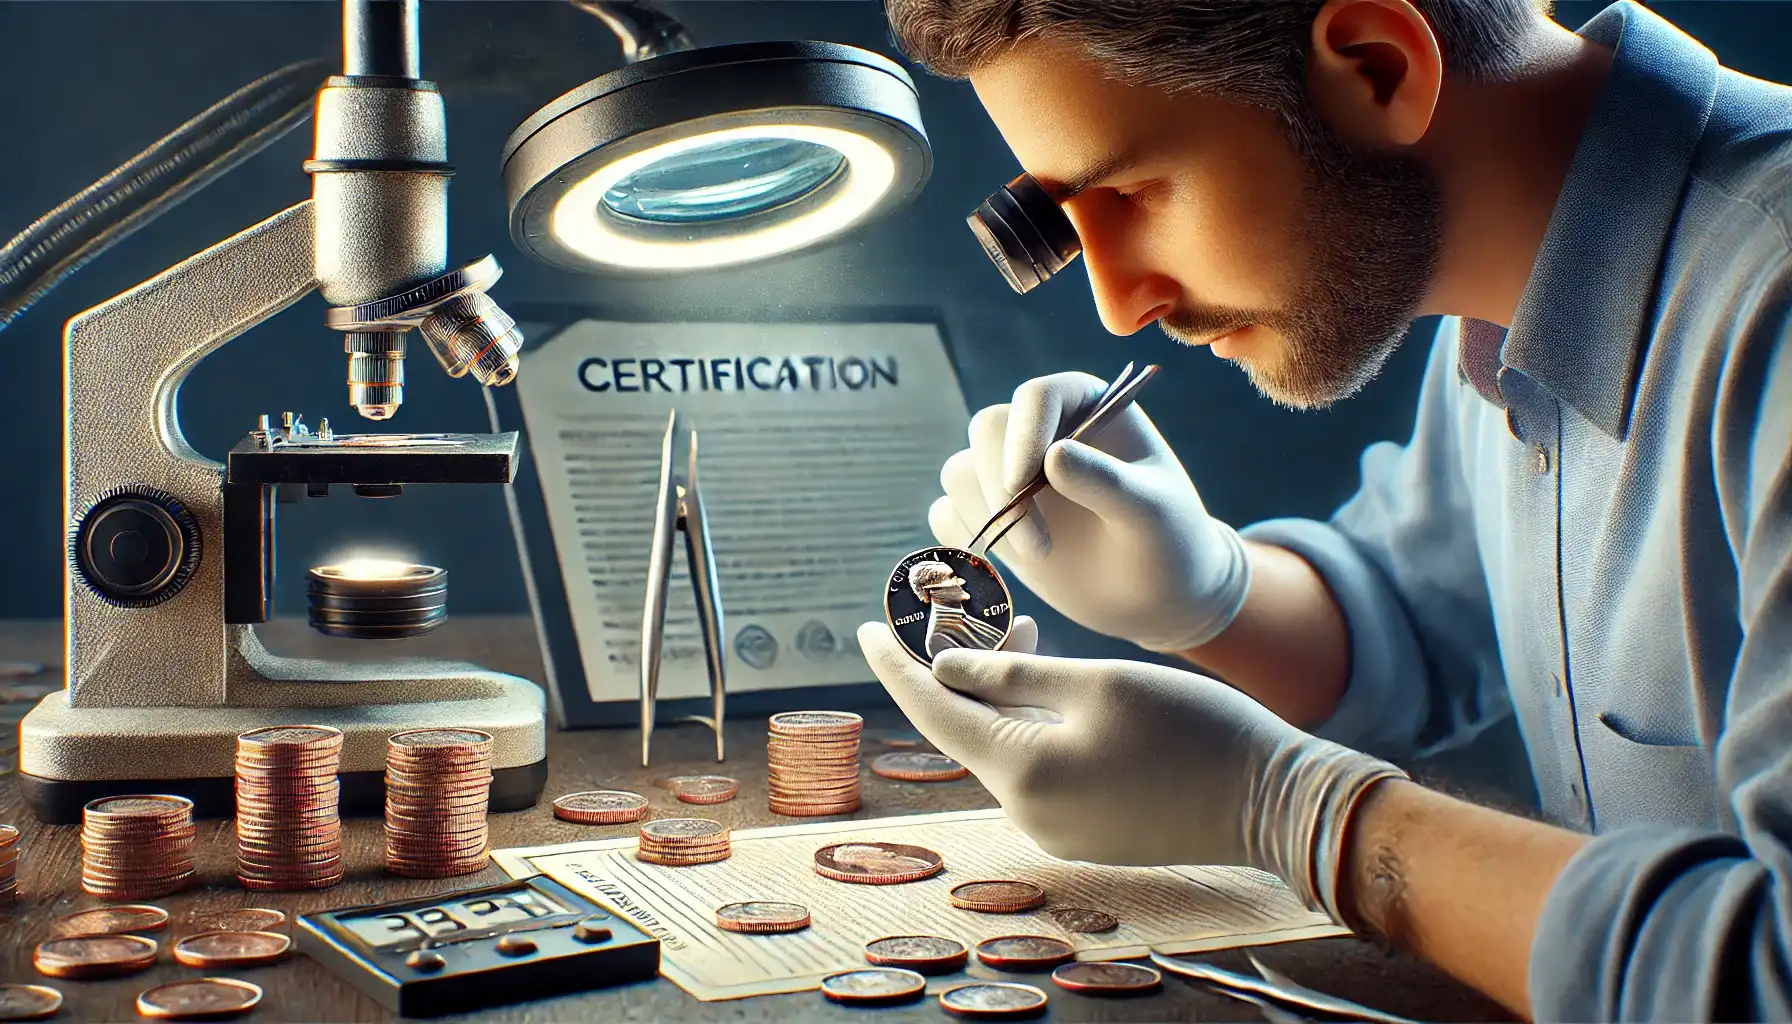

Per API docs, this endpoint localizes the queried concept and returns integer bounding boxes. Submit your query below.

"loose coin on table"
[0,824,19,903]
[191,909,287,934]
[135,978,263,1020]
[939,982,1049,1019]
[975,935,1077,971]
[885,546,1014,665]
[864,935,969,973]
[50,905,169,937]
[819,968,927,1005]
[173,931,292,969]
[951,880,1047,913]
[1051,961,1163,995]
[553,791,650,825]
[0,985,62,1022]
[1047,907,1118,933]
[871,752,970,783]
[672,776,740,805]
[814,842,944,884]
[32,935,158,980]
[714,902,810,934]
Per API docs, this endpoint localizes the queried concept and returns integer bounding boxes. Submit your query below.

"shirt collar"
[1478,0,1718,439]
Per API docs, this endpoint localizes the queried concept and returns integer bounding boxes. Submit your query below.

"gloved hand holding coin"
[855,616,1406,922]
[932,371,1250,654]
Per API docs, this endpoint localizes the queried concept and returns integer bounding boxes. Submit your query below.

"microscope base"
[16,679,550,825]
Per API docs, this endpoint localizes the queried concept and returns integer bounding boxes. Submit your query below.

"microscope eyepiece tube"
[345,0,420,79]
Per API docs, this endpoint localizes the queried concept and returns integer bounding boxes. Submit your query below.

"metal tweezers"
[640,409,726,768]
[965,361,1160,557]
[1149,951,1424,1024]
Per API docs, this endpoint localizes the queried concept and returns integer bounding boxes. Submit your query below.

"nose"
[1064,205,1179,336]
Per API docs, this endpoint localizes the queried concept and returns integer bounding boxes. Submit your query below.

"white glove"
[933,371,1249,653]
[857,617,1406,921]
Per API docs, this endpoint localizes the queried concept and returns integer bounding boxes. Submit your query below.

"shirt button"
[1533,443,1551,474]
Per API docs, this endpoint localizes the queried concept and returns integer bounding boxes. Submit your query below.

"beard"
[1157,109,1445,410]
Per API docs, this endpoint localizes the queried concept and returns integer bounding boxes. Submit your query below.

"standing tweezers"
[640,409,727,767]
[965,361,1160,557]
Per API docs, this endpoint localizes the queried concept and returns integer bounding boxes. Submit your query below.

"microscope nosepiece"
[346,331,405,420]
[420,292,522,388]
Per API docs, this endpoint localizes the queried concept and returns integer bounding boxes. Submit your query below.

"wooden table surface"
[0,617,1512,1022]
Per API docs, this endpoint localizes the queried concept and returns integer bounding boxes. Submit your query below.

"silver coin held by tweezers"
[885,546,1014,666]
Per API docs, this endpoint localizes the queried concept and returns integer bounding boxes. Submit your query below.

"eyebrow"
[1046,152,1145,200]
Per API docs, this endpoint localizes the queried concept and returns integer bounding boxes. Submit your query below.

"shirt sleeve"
[1239,317,1509,759]
[1528,255,1792,1021]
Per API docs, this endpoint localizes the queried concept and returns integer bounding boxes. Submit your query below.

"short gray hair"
[885,0,1554,127]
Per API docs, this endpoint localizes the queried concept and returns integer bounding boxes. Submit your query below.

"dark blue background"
[2,1,1787,792]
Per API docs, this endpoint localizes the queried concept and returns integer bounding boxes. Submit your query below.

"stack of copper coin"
[0,824,18,903]
[80,796,196,899]
[384,728,494,878]
[234,725,344,891]
[766,711,863,817]
[636,818,731,866]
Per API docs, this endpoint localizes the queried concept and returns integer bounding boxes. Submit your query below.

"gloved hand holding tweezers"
[932,362,1253,653]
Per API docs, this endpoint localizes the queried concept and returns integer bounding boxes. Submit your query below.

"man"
[853,1,1792,1020]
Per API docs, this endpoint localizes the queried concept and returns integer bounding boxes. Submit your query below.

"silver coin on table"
[714,901,810,934]
[819,968,927,1004]
[938,982,1049,1018]
[1047,906,1118,933]
[884,547,1013,665]
[1050,961,1162,994]
[974,935,1076,971]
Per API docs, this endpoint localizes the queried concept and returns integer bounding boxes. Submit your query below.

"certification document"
[492,808,1347,1001]
[512,319,970,707]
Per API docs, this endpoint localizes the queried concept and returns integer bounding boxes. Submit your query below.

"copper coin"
[1050,961,1161,994]
[0,825,19,849]
[974,935,1075,971]
[814,842,944,884]
[819,968,926,1004]
[673,776,740,805]
[714,901,810,934]
[32,935,158,979]
[863,935,968,973]
[50,905,169,937]
[0,984,62,1021]
[640,818,726,843]
[553,791,649,825]
[172,931,291,969]
[83,796,192,821]
[1047,907,1117,933]
[951,880,1046,913]
[767,711,863,734]
[635,849,730,867]
[871,752,970,782]
[649,774,702,790]
[387,728,494,749]
[192,909,286,933]
[237,725,342,747]
[939,982,1049,1018]
[135,978,262,1020]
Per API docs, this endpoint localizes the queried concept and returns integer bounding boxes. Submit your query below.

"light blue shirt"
[1240,2,1792,1018]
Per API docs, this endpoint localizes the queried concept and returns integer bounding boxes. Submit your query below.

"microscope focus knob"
[69,486,203,608]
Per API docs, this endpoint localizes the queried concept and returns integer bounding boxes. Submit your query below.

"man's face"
[970,38,1444,409]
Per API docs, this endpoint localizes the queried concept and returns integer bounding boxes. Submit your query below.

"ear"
[1306,0,1444,148]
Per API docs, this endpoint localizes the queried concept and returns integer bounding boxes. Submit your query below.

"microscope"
[18,0,548,823]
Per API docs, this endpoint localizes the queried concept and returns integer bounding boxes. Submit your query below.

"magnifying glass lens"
[966,173,1081,294]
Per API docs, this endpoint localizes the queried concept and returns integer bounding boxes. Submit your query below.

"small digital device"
[296,874,660,1017]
